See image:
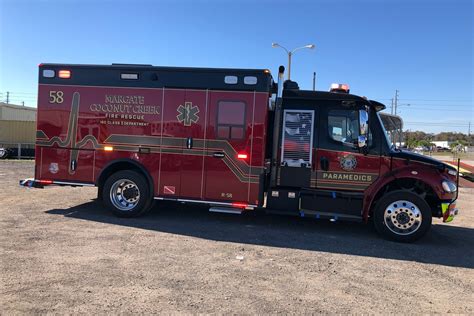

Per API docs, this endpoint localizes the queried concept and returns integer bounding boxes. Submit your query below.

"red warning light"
[232,202,248,208]
[237,153,248,160]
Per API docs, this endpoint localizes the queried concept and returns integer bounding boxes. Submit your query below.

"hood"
[391,150,456,171]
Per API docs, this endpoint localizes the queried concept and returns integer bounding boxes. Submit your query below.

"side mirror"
[358,109,369,149]
[358,135,367,148]
[359,109,369,136]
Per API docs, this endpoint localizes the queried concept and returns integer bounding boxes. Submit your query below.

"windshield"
[376,112,395,150]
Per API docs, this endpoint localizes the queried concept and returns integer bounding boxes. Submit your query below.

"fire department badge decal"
[339,154,357,171]
[49,163,59,174]
[177,102,200,126]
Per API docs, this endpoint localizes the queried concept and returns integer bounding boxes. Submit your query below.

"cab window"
[323,108,374,152]
[328,109,359,144]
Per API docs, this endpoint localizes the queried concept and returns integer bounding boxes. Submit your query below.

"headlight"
[442,180,457,193]
[448,169,457,176]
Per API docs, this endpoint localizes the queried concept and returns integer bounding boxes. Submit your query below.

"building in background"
[0,103,37,158]
[431,141,452,149]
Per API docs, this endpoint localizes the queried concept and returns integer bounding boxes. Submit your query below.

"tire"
[0,148,8,159]
[103,170,152,217]
[373,190,432,242]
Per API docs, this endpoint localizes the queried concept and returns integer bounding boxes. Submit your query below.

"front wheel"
[103,170,152,217]
[373,190,432,242]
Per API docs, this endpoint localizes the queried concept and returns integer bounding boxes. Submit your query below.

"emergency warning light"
[237,153,248,160]
[330,83,350,93]
[58,70,71,79]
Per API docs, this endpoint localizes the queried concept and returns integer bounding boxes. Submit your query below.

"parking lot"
[1,160,473,313]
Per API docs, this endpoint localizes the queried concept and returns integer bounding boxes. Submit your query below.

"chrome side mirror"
[359,109,369,136]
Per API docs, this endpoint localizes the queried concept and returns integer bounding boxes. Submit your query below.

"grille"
[280,110,314,168]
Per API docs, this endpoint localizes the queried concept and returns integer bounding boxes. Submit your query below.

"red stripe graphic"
[163,186,176,195]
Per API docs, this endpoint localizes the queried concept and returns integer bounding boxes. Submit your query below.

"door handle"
[213,152,225,158]
[186,137,193,149]
[70,159,77,171]
[320,157,329,171]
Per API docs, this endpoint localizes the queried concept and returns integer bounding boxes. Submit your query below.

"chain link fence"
[0,143,35,159]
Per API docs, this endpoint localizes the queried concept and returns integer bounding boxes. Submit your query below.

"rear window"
[216,101,246,139]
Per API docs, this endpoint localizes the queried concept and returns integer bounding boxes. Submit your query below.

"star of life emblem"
[177,102,200,126]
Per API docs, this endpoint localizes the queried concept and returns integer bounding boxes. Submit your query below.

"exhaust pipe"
[270,65,285,187]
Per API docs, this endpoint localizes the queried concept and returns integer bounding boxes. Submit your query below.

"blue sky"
[1,0,472,133]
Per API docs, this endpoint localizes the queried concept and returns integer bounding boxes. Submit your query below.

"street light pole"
[288,52,292,80]
[272,43,315,80]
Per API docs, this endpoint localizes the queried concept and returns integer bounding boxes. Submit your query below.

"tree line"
[403,131,473,149]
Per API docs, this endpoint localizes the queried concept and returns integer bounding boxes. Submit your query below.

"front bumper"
[441,202,458,223]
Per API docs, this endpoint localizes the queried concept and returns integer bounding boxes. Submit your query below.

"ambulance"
[20,64,459,242]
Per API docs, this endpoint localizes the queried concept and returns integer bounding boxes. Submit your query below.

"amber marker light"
[58,70,71,79]
[104,146,114,152]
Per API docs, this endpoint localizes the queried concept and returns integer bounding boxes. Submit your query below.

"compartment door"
[179,90,207,199]
[204,91,255,203]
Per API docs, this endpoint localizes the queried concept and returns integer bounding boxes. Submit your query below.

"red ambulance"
[20,64,459,242]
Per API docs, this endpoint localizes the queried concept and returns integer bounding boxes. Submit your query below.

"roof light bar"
[330,83,350,93]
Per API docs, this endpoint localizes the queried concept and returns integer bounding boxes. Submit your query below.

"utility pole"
[6,91,10,104]
[469,122,472,148]
[390,98,394,115]
[312,72,316,91]
[22,101,25,106]
[394,89,399,115]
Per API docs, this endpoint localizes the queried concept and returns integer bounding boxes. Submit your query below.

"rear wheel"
[373,190,432,242]
[103,170,152,217]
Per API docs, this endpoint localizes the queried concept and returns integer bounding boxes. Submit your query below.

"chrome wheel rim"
[384,200,422,236]
[110,179,140,211]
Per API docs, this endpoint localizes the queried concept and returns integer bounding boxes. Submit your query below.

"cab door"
[315,104,381,192]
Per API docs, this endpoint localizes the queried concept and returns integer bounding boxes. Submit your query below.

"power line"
[397,107,471,112]
[401,103,472,107]
[7,92,37,95]
[396,98,472,102]
[405,122,471,127]
[376,101,471,107]
[373,98,471,102]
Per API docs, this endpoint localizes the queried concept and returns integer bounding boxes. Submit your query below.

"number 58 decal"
[49,91,64,104]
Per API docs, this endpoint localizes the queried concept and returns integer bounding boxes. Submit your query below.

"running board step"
[300,209,362,221]
[209,207,243,214]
